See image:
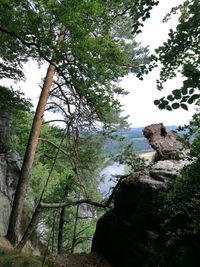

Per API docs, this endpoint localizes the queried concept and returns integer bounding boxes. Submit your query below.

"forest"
[0,0,199,266]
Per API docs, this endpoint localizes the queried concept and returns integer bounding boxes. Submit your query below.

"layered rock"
[92,124,196,267]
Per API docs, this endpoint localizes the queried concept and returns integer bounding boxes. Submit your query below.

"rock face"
[0,112,10,153]
[0,151,21,236]
[0,111,20,236]
[92,124,198,267]
[143,123,186,160]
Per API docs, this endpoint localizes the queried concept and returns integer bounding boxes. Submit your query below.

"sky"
[1,0,196,128]
[119,0,196,127]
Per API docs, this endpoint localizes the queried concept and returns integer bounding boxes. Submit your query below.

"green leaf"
[158,103,166,110]
[189,88,194,95]
[154,99,160,105]
[167,95,174,101]
[181,103,188,110]
[172,89,181,96]
[181,87,188,95]
[172,103,180,109]
[166,105,172,111]
[188,97,194,104]
[174,93,182,100]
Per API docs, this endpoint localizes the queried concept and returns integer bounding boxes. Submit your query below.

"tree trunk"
[7,64,56,245]
[71,204,79,253]
[57,178,71,254]
[57,206,66,254]
[16,206,41,251]
[7,26,65,245]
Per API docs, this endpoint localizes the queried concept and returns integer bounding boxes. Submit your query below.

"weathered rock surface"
[149,159,190,183]
[0,112,10,153]
[0,151,20,236]
[92,124,198,267]
[143,123,186,160]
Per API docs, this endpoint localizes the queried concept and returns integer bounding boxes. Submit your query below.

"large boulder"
[92,174,162,267]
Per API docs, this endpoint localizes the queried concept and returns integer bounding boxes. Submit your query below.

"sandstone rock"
[0,194,11,236]
[0,151,21,236]
[0,111,10,153]
[92,177,161,267]
[149,159,190,183]
[92,124,196,267]
[143,123,186,160]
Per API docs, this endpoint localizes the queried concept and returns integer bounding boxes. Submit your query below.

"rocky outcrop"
[0,151,21,236]
[143,123,187,160]
[0,110,20,236]
[0,112,10,153]
[92,124,197,267]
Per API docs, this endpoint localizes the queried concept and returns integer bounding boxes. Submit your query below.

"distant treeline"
[102,126,182,155]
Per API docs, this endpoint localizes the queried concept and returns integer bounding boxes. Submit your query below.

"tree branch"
[40,198,107,209]
[38,137,69,157]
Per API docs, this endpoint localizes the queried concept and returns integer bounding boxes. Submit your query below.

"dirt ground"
[50,252,113,267]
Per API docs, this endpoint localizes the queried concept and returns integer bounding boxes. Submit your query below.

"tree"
[0,0,158,245]
[138,0,200,110]
[158,106,200,263]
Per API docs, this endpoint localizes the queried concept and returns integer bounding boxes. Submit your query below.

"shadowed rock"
[92,123,197,267]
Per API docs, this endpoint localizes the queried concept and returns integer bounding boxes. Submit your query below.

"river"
[100,162,124,196]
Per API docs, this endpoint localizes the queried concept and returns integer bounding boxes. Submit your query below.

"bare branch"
[38,138,69,157]
[43,119,67,125]
[40,198,107,209]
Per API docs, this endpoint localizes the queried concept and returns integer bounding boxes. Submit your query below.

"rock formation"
[92,124,197,267]
[0,110,20,236]
[0,112,45,255]
[143,123,187,160]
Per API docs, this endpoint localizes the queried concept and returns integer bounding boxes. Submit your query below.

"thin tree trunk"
[57,178,71,254]
[16,127,67,250]
[57,206,66,254]
[71,204,79,253]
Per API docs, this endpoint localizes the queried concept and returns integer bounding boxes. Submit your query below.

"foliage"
[138,0,200,110]
[0,249,54,267]
[0,86,32,114]
[9,101,106,252]
[159,107,200,245]
[0,0,153,127]
[113,142,146,172]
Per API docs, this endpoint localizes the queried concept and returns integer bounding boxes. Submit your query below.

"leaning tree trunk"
[7,63,56,245]
[6,27,66,245]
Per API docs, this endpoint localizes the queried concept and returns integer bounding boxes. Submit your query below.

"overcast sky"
[1,0,196,128]
[119,0,196,127]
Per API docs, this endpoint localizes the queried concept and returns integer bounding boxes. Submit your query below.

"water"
[100,162,124,196]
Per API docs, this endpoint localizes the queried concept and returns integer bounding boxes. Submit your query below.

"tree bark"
[57,179,71,254]
[7,26,66,245]
[16,206,42,251]
[71,204,79,253]
[7,64,56,245]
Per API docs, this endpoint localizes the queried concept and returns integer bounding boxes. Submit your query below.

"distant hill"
[102,125,180,156]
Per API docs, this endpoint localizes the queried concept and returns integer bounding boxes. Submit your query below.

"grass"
[0,249,54,267]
